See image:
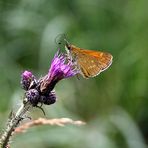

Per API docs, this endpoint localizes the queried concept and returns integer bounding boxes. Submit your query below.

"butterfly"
[64,40,113,78]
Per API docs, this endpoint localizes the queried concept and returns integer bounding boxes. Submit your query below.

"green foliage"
[0,0,148,147]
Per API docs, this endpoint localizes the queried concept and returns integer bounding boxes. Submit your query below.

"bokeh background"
[0,0,148,147]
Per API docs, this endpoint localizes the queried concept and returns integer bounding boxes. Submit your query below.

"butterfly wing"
[76,49,113,78]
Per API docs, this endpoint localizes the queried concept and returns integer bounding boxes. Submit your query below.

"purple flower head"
[49,51,77,79]
[25,89,39,106]
[40,90,56,105]
[40,49,78,94]
[21,70,36,90]
[22,71,32,79]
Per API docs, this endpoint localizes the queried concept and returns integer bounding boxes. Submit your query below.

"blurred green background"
[0,0,148,147]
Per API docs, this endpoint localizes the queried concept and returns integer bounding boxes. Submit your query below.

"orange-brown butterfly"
[56,35,113,78]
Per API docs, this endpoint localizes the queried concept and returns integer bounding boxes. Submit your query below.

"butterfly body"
[65,44,113,78]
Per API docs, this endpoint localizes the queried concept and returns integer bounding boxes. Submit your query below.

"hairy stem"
[0,101,32,148]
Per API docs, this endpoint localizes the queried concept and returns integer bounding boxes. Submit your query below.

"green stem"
[0,101,32,148]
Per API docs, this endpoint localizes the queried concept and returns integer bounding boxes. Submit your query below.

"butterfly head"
[55,34,73,52]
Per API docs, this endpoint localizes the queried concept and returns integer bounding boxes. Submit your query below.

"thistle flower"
[21,71,36,90]
[22,49,78,107]
[39,50,78,94]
